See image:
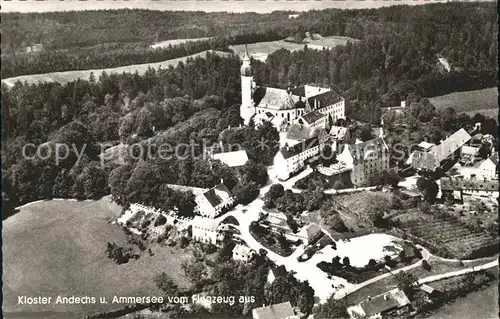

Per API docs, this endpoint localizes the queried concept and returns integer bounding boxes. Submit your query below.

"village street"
[214,167,498,304]
[215,167,414,302]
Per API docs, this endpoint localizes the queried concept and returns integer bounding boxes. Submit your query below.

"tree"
[232,181,259,205]
[313,295,349,319]
[342,256,351,268]
[394,270,418,297]
[286,215,299,233]
[154,272,179,295]
[417,177,439,203]
[181,259,206,289]
[239,160,268,186]
[381,169,400,187]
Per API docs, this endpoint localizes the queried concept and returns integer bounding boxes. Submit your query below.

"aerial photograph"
[1,0,498,318]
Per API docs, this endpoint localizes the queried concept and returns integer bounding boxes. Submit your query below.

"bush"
[154,214,167,227]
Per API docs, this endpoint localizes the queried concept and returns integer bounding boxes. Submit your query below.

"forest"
[2,3,497,217]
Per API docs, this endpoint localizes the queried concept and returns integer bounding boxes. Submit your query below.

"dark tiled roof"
[307,90,343,110]
[252,301,295,319]
[360,289,410,317]
[203,182,232,207]
[289,86,306,97]
[301,110,326,124]
[489,153,498,166]
[286,123,313,141]
[440,177,498,191]
[270,265,287,278]
[203,189,222,207]
[280,137,319,159]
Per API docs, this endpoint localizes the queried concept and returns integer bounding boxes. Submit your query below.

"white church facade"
[239,46,345,131]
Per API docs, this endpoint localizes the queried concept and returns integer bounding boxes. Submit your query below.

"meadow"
[2,197,192,316]
[1,50,230,88]
[428,88,497,118]
[230,35,358,61]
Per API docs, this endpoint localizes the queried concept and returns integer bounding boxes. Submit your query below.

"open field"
[428,88,497,118]
[3,197,192,316]
[1,50,231,88]
[345,255,498,306]
[231,35,358,62]
[392,210,498,259]
[150,37,214,49]
[428,277,499,319]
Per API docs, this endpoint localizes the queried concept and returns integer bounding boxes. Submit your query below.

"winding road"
[216,168,498,304]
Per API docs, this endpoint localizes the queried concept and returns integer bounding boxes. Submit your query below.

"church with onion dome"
[239,45,346,131]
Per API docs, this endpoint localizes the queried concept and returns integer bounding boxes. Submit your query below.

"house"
[411,129,471,171]
[337,137,390,187]
[194,181,235,218]
[305,224,324,246]
[417,141,436,152]
[479,153,498,180]
[252,301,299,319]
[461,145,481,164]
[240,46,345,128]
[191,217,224,245]
[347,288,411,319]
[232,244,256,262]
[267,265,287,284]
[25,43,44,53]
[419,284,442,298]
[330,125,349,140]
[211,150,249,168]
[440,176,499,200]
[273,137,322,180]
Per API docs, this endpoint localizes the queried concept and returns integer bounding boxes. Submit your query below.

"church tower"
[240,45,255,125]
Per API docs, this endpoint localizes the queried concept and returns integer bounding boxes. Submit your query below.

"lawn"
[344,255,497,306]
[230,35,358,62]
[3,197,192,316]
[428,88,497,118]
[428,279,499,319]
[2,50,231,87]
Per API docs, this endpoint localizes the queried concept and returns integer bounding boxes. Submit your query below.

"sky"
[2,0,466,14]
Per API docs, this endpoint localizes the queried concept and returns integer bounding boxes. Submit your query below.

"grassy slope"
[1,50,231,87]
[3,197,192,315]
[428,88,497,116]
[230,36,358,61]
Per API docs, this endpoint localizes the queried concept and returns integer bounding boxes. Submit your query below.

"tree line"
[1,52,274,218]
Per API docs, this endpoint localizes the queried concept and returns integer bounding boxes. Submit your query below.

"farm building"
[347,288,411,319]
[194,181,235,218]
[479,153,498,180]
[232,244,256,263]
[411,128,471,171]
[273,136,322,180]
[191,216,224,245]
[252,301,299,319]
[211,150,249,168]
[440,176,499,200]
